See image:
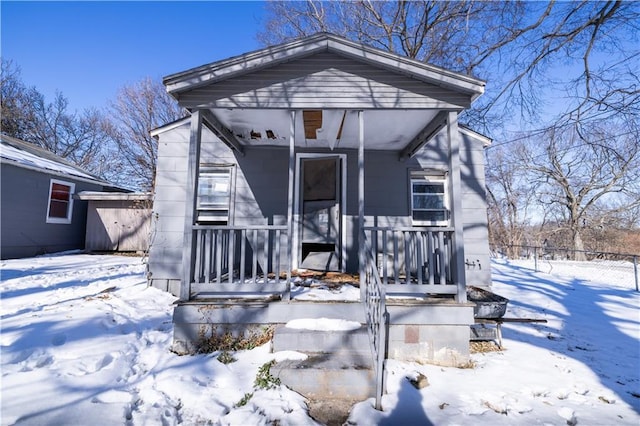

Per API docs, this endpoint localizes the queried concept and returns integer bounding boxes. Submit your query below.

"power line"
[485,130,639,167]
[486,114,638,149]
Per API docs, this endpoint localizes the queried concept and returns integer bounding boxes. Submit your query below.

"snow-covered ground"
[1,253,638,425]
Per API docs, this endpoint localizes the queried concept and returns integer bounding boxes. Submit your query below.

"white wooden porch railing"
[362,231,388,411]
[363,226,458,295]
[190,225,290,297]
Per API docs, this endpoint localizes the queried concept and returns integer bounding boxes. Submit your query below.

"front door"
[299,156,342,271]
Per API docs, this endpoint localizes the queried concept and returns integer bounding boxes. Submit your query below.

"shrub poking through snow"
[217,351,236,364]
[235,392,254,408]
[233,361,281,407]
[194,325,274,353]
[254,360,281,390]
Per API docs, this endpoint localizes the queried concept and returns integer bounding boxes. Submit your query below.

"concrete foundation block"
[387,324,470,367]
[272,326,370,358]
[272,355,375,400]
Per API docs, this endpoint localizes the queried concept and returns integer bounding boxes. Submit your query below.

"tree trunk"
[572,228,587,261]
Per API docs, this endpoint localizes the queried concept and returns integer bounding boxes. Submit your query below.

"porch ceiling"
[207,108,441,151]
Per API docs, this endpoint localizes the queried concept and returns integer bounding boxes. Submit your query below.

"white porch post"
[285,110,296,301]
[358,110,366,301]
[180,110,203,301]
[447,111,467,302]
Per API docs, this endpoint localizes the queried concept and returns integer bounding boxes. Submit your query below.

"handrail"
[363,226,454,232]
[362,231,387,410]
[193,225,288,231]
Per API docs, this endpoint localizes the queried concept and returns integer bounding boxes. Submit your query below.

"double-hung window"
[196,166,233,223]
[411,171,449,226]
[46,179,75,224]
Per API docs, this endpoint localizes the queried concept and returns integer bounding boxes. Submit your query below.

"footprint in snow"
[97,353,115,370]
[20,353,54,371]
[71,353,117,376]
[557,407,577,425]
[51,333,67,346]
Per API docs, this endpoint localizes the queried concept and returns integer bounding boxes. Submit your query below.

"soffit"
[208,108,439,150]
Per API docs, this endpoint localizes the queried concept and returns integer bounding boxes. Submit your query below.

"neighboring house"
[0,133,122,259]
[148,33,492,369]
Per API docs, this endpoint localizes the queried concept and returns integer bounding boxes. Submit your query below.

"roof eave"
[164,33,331,94]
[150,116,191,138]
[460,126,492,147]
[0,157,118,188]
[76,191,151,201]
[164,33,485,99]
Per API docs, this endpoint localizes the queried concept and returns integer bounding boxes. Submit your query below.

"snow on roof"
[76,191,151,201]
[0,133,111,186]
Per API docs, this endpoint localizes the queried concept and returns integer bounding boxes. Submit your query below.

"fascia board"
[165,37,330,94]
[460,126,492,147]
[150,117,191,138]
[325,36,486,97]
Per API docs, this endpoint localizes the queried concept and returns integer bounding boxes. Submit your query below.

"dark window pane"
[303,158,337,201]
[49,200,69,218]
[413,194,445,209]
[412,210,446,222]
[413,183,444,194]
[50,183,71,201]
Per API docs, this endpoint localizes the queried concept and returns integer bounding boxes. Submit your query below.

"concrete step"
[271,353,375,400]
[272,325,371,360]
[272,325,376,400]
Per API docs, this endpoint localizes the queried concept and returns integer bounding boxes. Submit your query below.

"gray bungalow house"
[0,134,122,259]
[148,33,492,385]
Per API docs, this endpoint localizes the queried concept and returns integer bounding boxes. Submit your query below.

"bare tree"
[1,59,118,179]
[1,59,31,137]
[21,90,113,170]
[259,1,523,70]
[519,118,640,257]
[485,144,537,256]
[106,77,184,190]
[258,2,640,253]
[259,1,639,128]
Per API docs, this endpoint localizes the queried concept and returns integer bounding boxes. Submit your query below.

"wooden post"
[284,110,296,301]
[358,110,365,301]
[181,110,203,302]
[447,111,467,302]
[634,255,638,292]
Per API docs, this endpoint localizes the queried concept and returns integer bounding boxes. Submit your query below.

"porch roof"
[164,33,485,99]
[163,33,486,153]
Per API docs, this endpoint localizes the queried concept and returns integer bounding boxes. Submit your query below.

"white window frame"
[46,179,75,224]
[196,165,234,224]
[410,170,450,227]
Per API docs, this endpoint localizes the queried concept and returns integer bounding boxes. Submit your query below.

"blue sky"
[1,1,266,112]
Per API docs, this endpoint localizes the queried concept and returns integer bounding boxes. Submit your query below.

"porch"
[186,224,463,300]
[179,105,470,306]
